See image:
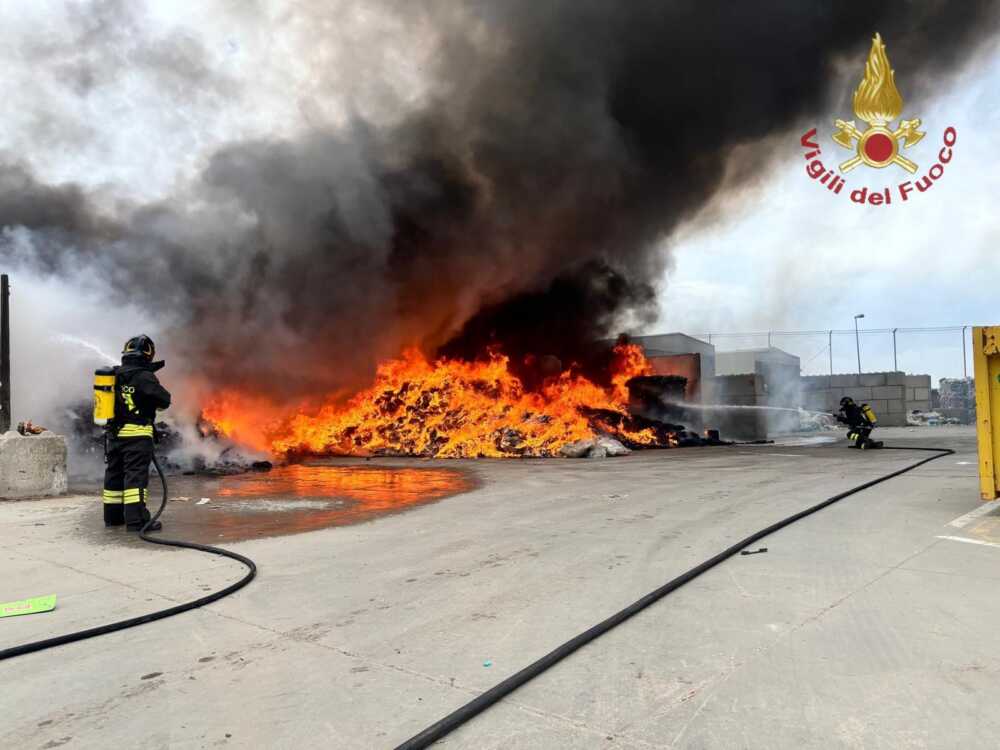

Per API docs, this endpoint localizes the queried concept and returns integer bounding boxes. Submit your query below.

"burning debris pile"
[202,344,700,459]
[60,399,269,475]
[3,2,997,458]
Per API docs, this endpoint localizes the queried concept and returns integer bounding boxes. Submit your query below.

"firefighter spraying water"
[834,396,883,450]
[93,335,171,530]
[1,333,256,663]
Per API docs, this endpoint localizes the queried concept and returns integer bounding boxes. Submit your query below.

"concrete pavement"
[3,426,998,749]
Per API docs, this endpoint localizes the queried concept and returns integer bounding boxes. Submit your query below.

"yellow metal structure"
[974,326,1000,500]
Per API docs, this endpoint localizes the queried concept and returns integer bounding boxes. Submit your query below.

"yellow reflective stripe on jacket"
[117,424,153,438]
[102,489,124,504]
[123,488,144,505]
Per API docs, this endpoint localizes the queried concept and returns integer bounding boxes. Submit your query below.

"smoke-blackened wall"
[2,0,997,403]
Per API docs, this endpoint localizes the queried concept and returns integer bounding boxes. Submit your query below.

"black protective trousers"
[103,436,154,527]
[846,426,873,448]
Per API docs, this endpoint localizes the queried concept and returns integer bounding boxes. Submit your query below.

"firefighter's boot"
[126,501,162,532]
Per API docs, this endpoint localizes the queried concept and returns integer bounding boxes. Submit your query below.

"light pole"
[854,314,865,375]
[962,326,968,379]
[0,275,9,434]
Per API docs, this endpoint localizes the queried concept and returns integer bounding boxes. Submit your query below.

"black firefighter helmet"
[839,396,855,408]
[122,334,155,362]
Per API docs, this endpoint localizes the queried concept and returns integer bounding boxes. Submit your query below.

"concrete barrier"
[0,431,68,499]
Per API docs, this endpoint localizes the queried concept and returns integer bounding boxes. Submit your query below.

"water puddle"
[137,463,477,543]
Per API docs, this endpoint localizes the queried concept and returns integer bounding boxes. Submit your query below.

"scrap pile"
[938,378,976,424]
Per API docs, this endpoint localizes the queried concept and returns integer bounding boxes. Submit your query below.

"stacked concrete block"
[0,431,68,499]
[800,387,831,412]
[841,386,874,402]
[904,375,932,414]
[859,373,888,387]
[717,370,933,434]
[799,372,925,427]
[872,386,906,416]
[885,398,907,414]
[801,378,833,412]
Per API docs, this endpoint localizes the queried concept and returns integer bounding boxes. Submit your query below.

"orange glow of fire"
[201,343,662,458]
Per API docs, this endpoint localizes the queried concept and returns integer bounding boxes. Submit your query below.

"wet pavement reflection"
[115,463,477,544]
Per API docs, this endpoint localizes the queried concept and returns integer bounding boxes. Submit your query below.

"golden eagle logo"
[832,33,924,173]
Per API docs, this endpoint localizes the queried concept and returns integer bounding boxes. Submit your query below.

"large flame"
[201,344,670,458]
[853,33,903,125]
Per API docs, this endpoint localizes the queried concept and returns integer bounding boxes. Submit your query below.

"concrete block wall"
[904,375,933,414]
[800,372,929,427]
[703,370,933,435]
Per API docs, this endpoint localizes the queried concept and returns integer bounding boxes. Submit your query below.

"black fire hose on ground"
[395,445,954,749]
[0,444,956,739]
[0,453,257,662]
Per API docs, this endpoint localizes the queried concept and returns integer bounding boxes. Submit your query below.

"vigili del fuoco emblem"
[832,33,924,173]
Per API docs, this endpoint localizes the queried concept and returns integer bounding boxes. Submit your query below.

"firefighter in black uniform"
[103,335,171,530]
[834,396,883,450]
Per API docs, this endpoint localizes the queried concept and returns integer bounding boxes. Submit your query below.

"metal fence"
[691,325,987,383]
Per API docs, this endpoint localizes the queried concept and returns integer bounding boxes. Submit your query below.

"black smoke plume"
[2,1,998,400]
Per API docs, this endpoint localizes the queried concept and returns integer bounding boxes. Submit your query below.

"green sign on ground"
[0,594,57,618]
